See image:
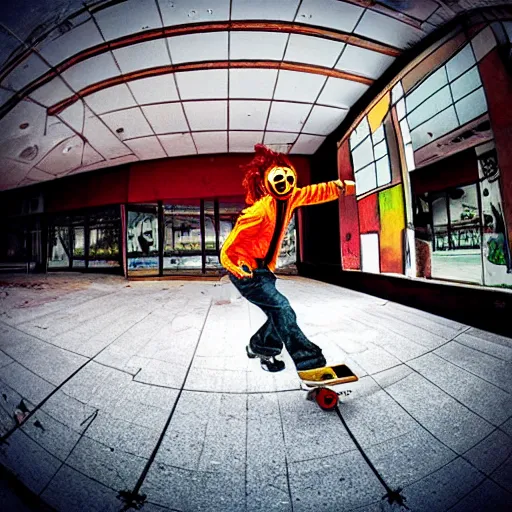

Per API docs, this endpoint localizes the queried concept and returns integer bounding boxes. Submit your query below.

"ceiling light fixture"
[116,127,124,134]
[19,145,38,160]
[19,122,29,129]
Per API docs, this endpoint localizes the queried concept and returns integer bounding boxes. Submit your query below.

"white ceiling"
[0,0,504,191]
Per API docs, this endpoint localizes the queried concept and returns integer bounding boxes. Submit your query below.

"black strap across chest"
[263,199,288,267]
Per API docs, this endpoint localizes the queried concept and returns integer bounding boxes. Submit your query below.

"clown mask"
[265,165,297,200]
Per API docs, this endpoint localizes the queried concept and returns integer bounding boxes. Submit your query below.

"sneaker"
[259,356,285,373]
[246,345,285,372]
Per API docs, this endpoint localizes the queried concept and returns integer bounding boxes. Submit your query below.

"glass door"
[88,207,121,269]
[48,215,71,268]
[71,216,86,269]
[127,204,159,276]
[163,201,202,273]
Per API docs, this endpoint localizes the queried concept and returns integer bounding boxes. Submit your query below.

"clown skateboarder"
[220,144,355,374]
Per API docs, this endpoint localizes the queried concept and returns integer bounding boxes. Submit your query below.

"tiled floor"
[0,273,511,511]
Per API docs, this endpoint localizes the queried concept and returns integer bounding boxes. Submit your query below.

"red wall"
[45,154,312,211]
[46,167,129,212]
[337,140,361,270]
[128,154,312,203]
[478,48,512,248]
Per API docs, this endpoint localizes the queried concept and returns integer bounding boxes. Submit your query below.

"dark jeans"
[229,269,326,371]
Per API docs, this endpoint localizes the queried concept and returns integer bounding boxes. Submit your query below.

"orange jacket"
[221,181,344,278]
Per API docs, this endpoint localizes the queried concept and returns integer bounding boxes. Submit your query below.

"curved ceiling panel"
[0,0,505,190]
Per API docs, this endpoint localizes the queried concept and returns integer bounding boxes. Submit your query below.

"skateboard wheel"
[315,388,338,410]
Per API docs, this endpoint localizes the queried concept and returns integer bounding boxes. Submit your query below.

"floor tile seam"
[0,319,92,359]
[0,357,57,389]
[463,331,512,351]
[459,425,512,462]
[400,453,485,496]
[80,430,153,462]
[0,307,157,443]
[488,448,512,477]
[498,414,512,431]
[19,300,155,340]
[452,338,512,363]
[124,300,215,499]
[180,387,300,395]
[334,406,395,497]
[8,289,126,327]
[380,302,468,336]
[444,476,504,512]
[433,350,512,396]
[349,310,446,352]
[363,370,463,458]
[144,500,179,512]
[346,498,383,512]
[400,325,472,365]
[0,355,16,371]
[38,409,99,497]
[354,430,416,452]
[91,359,141,377]
[12,401,95,441]
[370,365,413,390]
[275,392,295,512]
[14,291,158,330]
[359,306,455,342]
[289,446,360,466]
[4,426,68,464]
[40,461,121,498]
[358,304,453,338]
[393,360,499,429]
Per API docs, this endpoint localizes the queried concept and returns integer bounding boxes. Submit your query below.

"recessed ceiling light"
[116,127,124,134]
[19,145,38,160]
[19,122,29,129]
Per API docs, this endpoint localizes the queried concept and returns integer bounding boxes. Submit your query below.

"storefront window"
[48,208,121,271]
[125,197,297,276]
[48,216,70,268]
[71,216,85,268]
[88,207,121,269]
[430,184,483,284]
[127,204,159,275]
[163,202,202,272]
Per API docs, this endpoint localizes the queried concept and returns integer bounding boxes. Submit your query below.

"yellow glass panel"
[368,92,391,133]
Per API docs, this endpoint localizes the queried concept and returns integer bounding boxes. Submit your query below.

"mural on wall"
[477,144,512,287]
[127,209,159,271]
[339,91,406,275]
[339,21,512,288]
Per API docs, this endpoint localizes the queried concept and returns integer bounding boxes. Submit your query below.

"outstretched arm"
[292,180,355,208]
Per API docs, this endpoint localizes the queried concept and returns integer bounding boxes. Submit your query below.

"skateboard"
[298,363,358,411]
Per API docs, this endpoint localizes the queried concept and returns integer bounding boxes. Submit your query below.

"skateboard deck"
[298,363,358,410]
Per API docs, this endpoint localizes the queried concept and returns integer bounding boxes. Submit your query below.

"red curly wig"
[241,144,294,205]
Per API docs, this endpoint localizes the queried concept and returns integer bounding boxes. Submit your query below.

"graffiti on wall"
[339,22,512,288]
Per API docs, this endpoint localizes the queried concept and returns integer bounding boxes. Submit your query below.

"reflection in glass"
[163,203,202,271]
[127,205,159,273]
[48,216,70,268]
[431,185,482,284]
[89,207,120,268]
